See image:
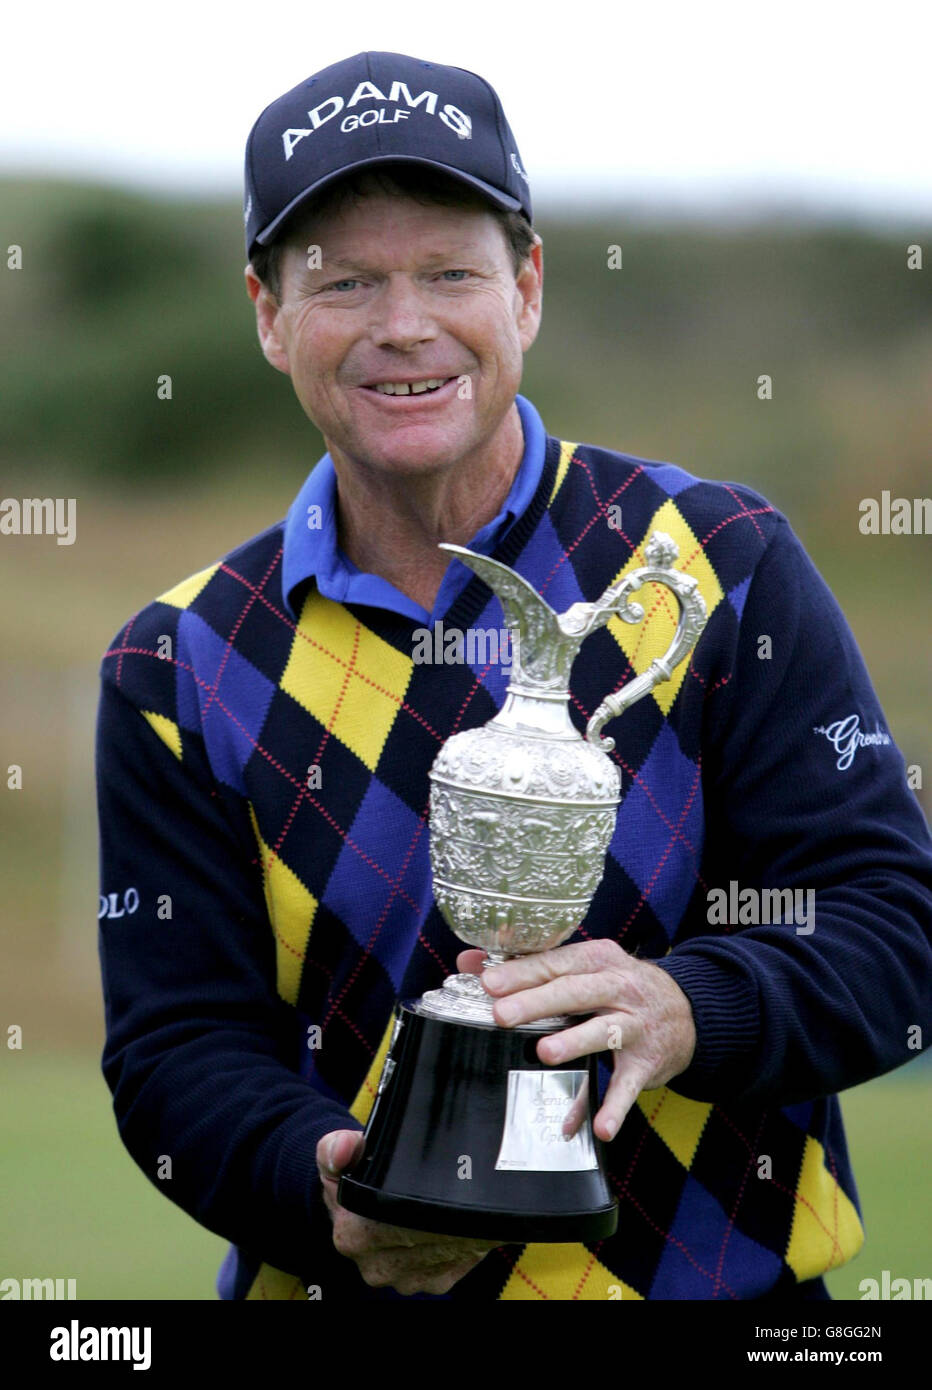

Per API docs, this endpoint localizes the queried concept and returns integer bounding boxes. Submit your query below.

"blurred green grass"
[0,1050,926,1299]
[0,1052,228,1299]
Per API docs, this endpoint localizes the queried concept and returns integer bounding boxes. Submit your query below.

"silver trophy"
[338,533,709,1241]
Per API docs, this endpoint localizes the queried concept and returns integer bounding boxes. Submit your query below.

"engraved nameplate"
[495,1070,598,1172]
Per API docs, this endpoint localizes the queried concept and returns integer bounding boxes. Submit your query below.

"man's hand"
[457,940,697,1142]
[316,1130,498,1296]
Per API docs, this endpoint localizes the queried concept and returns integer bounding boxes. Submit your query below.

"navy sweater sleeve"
[657,515,932,1105]
[96,677,362,1278]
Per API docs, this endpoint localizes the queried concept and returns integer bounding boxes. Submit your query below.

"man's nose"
[367,274,438,349]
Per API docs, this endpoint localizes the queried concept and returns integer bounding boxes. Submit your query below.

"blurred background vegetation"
[1,176,929,1299]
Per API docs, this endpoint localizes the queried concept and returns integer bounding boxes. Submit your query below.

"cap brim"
[252,155,525,251]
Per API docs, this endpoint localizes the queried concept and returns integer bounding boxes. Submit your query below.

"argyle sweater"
[96,432,932,1301]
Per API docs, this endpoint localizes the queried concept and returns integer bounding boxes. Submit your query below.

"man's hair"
[249,164,535,302]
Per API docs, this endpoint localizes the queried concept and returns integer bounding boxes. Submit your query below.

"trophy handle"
[583,533,709,752]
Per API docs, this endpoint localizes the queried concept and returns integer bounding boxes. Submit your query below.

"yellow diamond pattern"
[501,1243,640,1300]
[785,1135,864,1279]
[548,439,578,505]
[636,1085,713,1170]
[248,805,317,1006]
[140,710,182,761]
[281,591,414,772]
[156,563,218,610]
[350,1014,395,1127]
[607,498,724,715]
[246,1264,308,1300]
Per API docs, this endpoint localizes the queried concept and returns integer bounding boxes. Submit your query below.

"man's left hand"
[456,940,697,1142]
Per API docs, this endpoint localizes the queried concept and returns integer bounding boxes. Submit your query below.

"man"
[96,51,932,1301]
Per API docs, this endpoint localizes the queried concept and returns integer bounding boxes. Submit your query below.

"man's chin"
[331,432,475,478]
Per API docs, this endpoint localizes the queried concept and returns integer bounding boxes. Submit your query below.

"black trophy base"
[338,1002,618,1244]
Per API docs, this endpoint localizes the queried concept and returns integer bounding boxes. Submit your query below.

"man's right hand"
[316,1130,499,1296]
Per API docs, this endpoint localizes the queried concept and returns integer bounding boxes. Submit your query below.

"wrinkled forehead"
[277,190,508,265]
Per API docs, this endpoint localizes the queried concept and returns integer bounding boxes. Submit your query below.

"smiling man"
[96,51,932,1303]
[246,185,540,616]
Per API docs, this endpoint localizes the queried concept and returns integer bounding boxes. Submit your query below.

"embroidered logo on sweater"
[813,714,891,771]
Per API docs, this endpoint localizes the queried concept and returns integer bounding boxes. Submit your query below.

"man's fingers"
[455,948,486,976]
[592,1050,651,1142]
[360,1254,485,1296]
[316,1129,365,1183]
[333,1211,497,1260]
[482,940,627,996]
[355,1243,490,1289]
[560,1076,590,1139]
[537,1012,630,1066]
[490,972,630,1029]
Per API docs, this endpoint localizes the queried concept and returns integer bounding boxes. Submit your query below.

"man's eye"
[329,279,359,291]
[442,269,469,281]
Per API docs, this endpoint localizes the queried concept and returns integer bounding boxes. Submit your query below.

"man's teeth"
[372,378,449,395]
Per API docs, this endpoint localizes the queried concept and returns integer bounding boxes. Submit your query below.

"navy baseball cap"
[244,51,532,260]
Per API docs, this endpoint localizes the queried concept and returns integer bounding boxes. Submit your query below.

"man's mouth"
[363,376,458,397]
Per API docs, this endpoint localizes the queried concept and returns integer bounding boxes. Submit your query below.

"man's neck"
[329,404,525,613]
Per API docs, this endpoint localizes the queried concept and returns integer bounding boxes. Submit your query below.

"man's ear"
[244,265,292,376]
[515,234,543,354]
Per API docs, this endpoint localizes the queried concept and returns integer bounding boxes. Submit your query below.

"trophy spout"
[438,543,585,692]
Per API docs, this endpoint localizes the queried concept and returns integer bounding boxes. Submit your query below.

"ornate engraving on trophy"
[418,532,709,1024]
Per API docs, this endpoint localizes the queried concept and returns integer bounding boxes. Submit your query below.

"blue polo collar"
[281,393,547,624]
